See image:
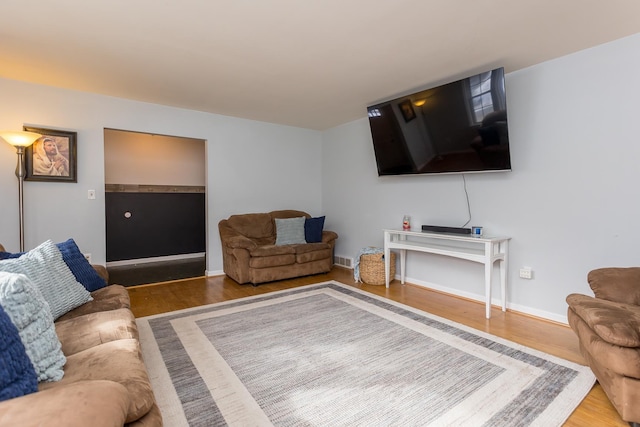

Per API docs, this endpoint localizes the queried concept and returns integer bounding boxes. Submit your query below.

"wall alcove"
[103,129,206,286]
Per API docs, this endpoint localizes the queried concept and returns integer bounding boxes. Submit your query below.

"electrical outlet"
[519,267,533,279]
[88,189,96,200]
[84,253,92,264]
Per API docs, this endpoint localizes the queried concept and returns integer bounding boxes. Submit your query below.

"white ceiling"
[2,1,639,130]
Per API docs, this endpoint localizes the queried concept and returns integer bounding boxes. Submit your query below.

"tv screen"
[367,67,511,176]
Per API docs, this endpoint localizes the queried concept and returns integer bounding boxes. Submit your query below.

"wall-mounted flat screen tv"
[367,67,511,176]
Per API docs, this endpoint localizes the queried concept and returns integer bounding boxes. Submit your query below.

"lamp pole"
[15,145,26,251]
[0,130,42,251]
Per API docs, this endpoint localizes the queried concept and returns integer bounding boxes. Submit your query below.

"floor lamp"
[0,130,42,251]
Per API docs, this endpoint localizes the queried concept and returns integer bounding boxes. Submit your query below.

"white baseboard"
[206,269,225,277]
[402,276,568,325]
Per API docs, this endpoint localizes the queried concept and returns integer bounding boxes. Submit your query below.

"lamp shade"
[0,130,41,147]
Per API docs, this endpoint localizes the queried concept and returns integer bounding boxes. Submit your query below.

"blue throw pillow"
[0,302,38,400]
[55,239,107,292]
[304,216,325,243]
[0,239,107,292]
[0,252,20,260]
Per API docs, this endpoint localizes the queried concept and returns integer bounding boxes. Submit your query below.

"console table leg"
[384,231,391,288]
[500,261,507,312]
[500,241,509,312]
[485,258,492,319]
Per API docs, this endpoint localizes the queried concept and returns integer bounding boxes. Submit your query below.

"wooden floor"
[127,267,627,427]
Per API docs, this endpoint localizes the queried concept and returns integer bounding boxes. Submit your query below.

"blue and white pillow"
[54,239,107,292]
[0,238,107,292]
[0,272,66,382]
[0,240,92,319]
[0,300,38,400]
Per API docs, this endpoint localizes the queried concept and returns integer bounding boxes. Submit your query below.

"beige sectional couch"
[219,210,338,285]
[0,243,162,426]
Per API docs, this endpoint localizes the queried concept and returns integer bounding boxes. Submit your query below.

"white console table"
[383,229,510,319]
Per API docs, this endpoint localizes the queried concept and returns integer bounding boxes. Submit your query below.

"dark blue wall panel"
[106,192,205,262]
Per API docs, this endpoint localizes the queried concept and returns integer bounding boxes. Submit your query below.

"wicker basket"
[360,251,396,285]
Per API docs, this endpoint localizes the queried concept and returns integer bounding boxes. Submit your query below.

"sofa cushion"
[0,380,130,427]
[55,308,139,356]
[275,217,306,245]
[249,254,296,269]
[0,302,37,401]
[295,247,332,264]
[0,272,66,382]
[248,245,296,268]
[0,240,92,320]
[56,285,131,322]
[0,239,108,293]
[293,242,331,254]
[38,338,155,424]
[304,216,325,243]
[567,293,640,347]
[227,213,274,239]
[249,245,295,257]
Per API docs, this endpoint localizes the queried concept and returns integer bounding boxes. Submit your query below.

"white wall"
[104,130,206,186]
[0,81,323,275]
[322,33,640,323]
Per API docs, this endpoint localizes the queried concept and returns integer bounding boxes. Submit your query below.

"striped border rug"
[137,281,594,426]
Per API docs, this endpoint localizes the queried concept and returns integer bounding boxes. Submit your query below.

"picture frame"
[398,100,416,122]
[23,127,77,183]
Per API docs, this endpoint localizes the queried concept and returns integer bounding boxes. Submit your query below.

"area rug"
[137,281,595,426]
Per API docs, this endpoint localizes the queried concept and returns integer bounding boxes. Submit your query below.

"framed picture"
[23,127,77,183]
[398,100,416,122]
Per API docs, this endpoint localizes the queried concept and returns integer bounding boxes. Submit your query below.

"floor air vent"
[334,255,354,269]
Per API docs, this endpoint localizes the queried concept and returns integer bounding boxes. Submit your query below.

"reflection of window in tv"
[367,108,381,118]
[469,71,495,123]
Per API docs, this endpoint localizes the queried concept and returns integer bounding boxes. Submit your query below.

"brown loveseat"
[566,267,640,425]
[219,210,338,285]
[0,243,162,426]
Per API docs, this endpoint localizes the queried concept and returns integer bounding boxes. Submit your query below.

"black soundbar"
[421,225,471,235]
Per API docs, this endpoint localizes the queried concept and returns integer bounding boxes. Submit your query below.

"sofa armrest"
[0,380,129,427]
[567,293,640,347]
[321,230,338,245]
[218,220,258,250]
[588,267,640,305]
[225,235,258,250]
[92,264,109,282]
